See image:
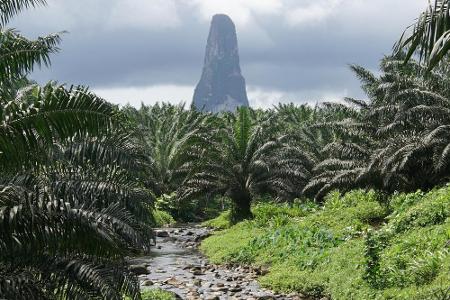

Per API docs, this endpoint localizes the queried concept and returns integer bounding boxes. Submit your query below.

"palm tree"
[396,0,450,70]
[307,55,450,199]
[0,85,155,300]
[0,2,154,299]
[181,107,311,223]
[123,103,214,196]
[123,103,218,220]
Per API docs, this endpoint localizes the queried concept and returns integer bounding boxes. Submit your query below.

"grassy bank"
[125,289,176,300]
[200,189,450,299]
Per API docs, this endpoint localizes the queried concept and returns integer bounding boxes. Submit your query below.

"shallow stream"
[130,225,304,300]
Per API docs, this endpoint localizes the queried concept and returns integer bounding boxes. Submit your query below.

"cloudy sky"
[12,0,426,108]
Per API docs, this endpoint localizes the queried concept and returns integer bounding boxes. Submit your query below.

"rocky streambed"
[129,225,306,300]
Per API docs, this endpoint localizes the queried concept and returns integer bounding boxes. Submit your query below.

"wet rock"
[192,269,204,276]
[255,266,270,276]
[190,265,204,275]
[129,264,149,275]
[141,279,154,286]
[230,286,243,292]
[155,230,169,237]
[194,232,211,242]
[193,279,202,287]
[255,295,276,300]
[164,277,181,286]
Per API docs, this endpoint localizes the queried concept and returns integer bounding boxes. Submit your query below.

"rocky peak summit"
[192,14,249,113]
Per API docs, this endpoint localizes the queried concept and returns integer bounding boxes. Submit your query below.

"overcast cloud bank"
[12,0,426,108]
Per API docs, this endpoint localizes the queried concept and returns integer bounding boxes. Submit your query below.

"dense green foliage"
[0,1,153,299]
[201,189,450,299]
[181,107,310,223]
[2,0,450,299]
[152,209,175,227]
[126,289,176,300]
[124,52,450,219]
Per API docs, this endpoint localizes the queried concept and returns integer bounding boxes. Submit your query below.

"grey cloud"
[11,0,425,105]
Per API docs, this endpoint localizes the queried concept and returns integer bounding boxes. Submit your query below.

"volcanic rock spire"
[192,14,249,113]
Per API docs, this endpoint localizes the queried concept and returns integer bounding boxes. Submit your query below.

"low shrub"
[201,188,450,299]
[202,210,231,229]
[125,289,176,300]
[153,209,175,227]
[388,186,450,233]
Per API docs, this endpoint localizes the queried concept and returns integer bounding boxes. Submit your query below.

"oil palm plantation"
[123,103,214,197]
[181,107,312,223]
[123,103,218,220]
[307,55,450,199]
[0,1,153,299]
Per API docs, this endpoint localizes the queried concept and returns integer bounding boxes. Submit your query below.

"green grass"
[124,288,176,300]
[200,189,450,300]
[202,210,231,229]
[140,289,176,300]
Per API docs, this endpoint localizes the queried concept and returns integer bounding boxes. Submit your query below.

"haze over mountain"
[193,14,249,112]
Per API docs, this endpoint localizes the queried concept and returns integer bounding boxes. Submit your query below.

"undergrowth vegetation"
[201,188,450,299]
[126,289,176,300]
[153,209,175,227]
[3,0,450,299]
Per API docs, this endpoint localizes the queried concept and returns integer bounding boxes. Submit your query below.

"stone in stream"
[192,269,204,276]
[155,230,169,237]
[230,285,243,292]
[164,277,181,286]
[252,293,276,300]
[193,279,202,287]
[195,232,211,242]
[129,264,149,275]
[141,279,154,286]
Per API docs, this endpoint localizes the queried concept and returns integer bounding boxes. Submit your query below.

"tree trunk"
[230,190,253,224]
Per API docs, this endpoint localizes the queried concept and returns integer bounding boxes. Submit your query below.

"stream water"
[129,225,305,300]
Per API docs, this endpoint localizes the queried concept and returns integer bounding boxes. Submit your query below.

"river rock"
[195,232,211,242]
[193,279,202,287]
[155,230,169,237]
[141,279,154,286]
[129,264,149,275]
[164,277,181,286]
[192,269,204,276]
[230,286,243,292]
